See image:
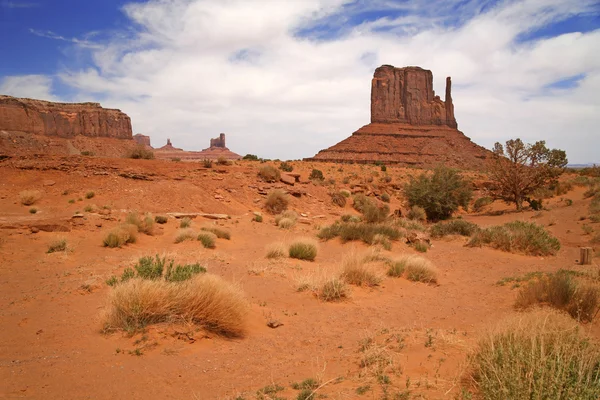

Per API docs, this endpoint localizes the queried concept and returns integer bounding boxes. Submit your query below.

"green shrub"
[253,214,263,223]
[126,145,154,160]
[155,215,168,224]
[341,214,361,223]
[430,220,479,238]
[243,154,259,161]
[112,256,207,284]
[197,232,217,248]
[317,222,402,245]
[380,193,390,203]
[265,189,288,214]
[362,202,389,223]
[309,169,324,181]
[85,191,95,199]
[467,221,560,256]
[134,255,166,280]
[468,309,600,399]
[406,205,426,221]
[413,242,429,253]
[258,165,280,182]
[175,229,196,244]
[380,165,387,172]
[29,207,37,214]
[331,192,347,207]
[47,238,67,253]
[201,226,231,240]
[404,166,472,221]
[164,263,206,282]
[289,239,318,261]
[279,161,293,172]
[180,217,192,228]
[473,196,493,212]
[106,276,119,287]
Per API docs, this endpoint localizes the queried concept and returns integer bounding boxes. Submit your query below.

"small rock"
[280,174,295,186]
[30,227,39,233]
[95,222,103,228]
[267,319,284,329]
[42,180,55,186]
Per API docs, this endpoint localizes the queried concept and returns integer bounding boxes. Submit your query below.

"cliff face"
[307,65,490,169]
[133,134,151,147]
[0,95,132,139]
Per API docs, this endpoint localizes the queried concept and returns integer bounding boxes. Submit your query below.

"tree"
[404,165,473,221]
[488,139,567,210]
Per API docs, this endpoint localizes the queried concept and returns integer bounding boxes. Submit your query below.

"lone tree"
[489,139,567,210]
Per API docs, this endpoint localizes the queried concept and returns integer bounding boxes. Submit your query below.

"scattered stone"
[280,174,295,186]
[406,231,431,247]
[30,227,39,234]
[119,172,153,181]
[267,319,284,329]
[298,218,311,225]
[42,180,55,186]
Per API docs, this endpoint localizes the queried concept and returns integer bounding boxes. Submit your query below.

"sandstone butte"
[0,95,132,139]
[154,134,242,161]
[307,65,491,169]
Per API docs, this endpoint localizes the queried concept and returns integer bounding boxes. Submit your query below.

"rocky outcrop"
[307,65,490,169]
[154,136,241,161]
[0,95,132,139]
[208,133,226,149]
[133,134,151,147]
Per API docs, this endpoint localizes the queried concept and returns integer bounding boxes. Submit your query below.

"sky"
[1,0,599,164]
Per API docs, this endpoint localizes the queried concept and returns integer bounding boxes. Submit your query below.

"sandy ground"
[0,155,598,399]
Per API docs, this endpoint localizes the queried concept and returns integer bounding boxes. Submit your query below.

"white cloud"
[0,75,58,101]
[6,0,600,162]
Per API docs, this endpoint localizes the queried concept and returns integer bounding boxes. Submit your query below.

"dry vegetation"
[468,220,560,256]
[19,190,41,206]
[288,238,318,261]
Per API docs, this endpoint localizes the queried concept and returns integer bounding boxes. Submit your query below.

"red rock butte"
[154,134,241,161]
[0,95,132,139]
[307,65,491,168]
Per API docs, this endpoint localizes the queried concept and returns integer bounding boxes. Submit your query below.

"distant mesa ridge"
[154,134,241,161]
[307,65,491,169]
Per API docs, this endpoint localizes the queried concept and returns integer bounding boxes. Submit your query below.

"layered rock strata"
[154,135,241,161]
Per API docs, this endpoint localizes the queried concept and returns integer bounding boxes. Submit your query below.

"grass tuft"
[197,231,217,248]
[266,242,287,259]
[430,219,479,238]
[265,189,288,214]
[174,229,195,244]
[319,278,349,302]
[258,165,280,182]
[179,217,192,228]
[154,215,168,224]
[201,226,231,240]
[289,238,318,261]
[401,255,438,284]
[103,224,138,248]
[467,221,560,256]
[341,253,383,287]
[47,237,67,253]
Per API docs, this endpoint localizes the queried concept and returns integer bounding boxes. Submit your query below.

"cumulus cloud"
[7,0,600,162]
[0,75,58,101]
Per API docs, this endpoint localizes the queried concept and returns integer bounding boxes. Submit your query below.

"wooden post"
[580,247,593,265]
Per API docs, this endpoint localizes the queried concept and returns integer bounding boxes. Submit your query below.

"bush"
[317,222,402,245]
[81,150,94,156]
[279,161,293,172]
[203,159,213,168]
[47,238,67,253]
[372,234,391,250]
[341,214,361,223]
[180,217,192,228]
[406,205,426,221]
[352,194,370,213]
[430,220,479,238]
[319,278,349,302]
[29,207,37,214]
[174,229,196,243]
[197,232,217,248]
[309,169,324,181]
[103,224,138,248]
[200,226,231,240]
[473,196,493,212]
[155,215,168,224]
[85,191,95,199]
[515,271,599,322]
[114,255,206,284]
[266,243,287,259]
[253,214,263,223]
[404,166,472,221]
[125,212,154,235]
[20,190,41,206]
[400,255,438,283]
[413,242,429,253]
[126,145,154,160]
[380,193,390,203]
[341,254,382,287]
[216,157,230,166]
[243,154,259,161]
[134,255,166,280]
[102,274,247,337]
[258,165,280,182]
[331,192,347,207]
[164,263,206,282]
[277,217,295,229]
[468,309,600,399]
[265,189,288,214]
[467,221,560,256]
[362,202,389,223]
[380,165,387,172]
[289,238,318,261]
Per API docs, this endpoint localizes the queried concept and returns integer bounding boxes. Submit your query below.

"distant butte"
[154,134,241,161]
[307,65,491,168]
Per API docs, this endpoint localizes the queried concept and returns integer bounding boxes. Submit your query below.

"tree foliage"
[488,139,567,210]
[404,165,472,221]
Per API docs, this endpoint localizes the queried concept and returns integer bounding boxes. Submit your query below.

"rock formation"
[0,95,132,139]
[133,134,151,147]
[208,133,226,149]
[307,65,490,169]
[154,135,241,161]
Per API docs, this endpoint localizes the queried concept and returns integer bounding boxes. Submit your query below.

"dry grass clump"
[277,217,295,229]
[47,237,67,253]
[265,189,288,214]
[103,224,138,248]
[406,205,427,221]
[467,221,560,256]
[473,196,493,212]
[318,277,349,302]
[515,271,600,322]
[430,219,479,238]
[399,255,438,284]
[289,238,318,261]
[275,210,298,229]
[200,226,231,240]
[258,165,280,182]
[331,192,347,207]
[372,233,391,250]
[102,274,247,337]
[154,215,168,224]
[180,217,192,228]
[341,253,383,287]
[174,229,195,244]
[126,145,155,160]
[197,232,217,248]
[265,242,287,259]
[125,212,154,235]
[468,309,600,399]
[19,190,41,206]
[317,222,402,246]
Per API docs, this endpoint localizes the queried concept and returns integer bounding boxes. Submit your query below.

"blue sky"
[1,0,599,163]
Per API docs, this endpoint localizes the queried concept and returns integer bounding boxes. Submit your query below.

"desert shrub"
[216,157,230,166]
[406,205,427,221]
[164,263,206,282]
[380,165,387,172]
[352,194,370,213]
[197,232,217,248]
[85,191,95,199]
[340,189,351,198]
[134,255,166,280]
[515,271,599,322]
[102,274,247,336]
[81,150,94,156]
[154,215,168,224]
[274,210,298,225]
[68,199,75,204]
[277,217,295,229]
[380,193,390,203]
[467,221,560,256]
[29,207,37,214]
[309,169,325,181]
[253,214,263,223]
[362,202,389,223]
[386,258,407,277]
[83,204,94,213]
[243,154,259,161]
[400,255,438,283]
[200,226,231,240]
[126,145,154,160]
[473,196,493,212]
[103,224,138,248]
[279,161,293,172]
[47,237,67,253]
[404,166,472,221]
[171,157,181,162]
[258,165,280,182]
[372,234,391,250]
[318,222,402,245]
[341,254,382,287]
[115,256,206,283]
[265,242,287,259]
[430,219,479,238]
[19,190,41,206]
[413,242,429,253]
[180,217,192,228]
[319,278,349,302]
[341,214,362,223]
[289,238,318,261]
[174,229,195,244]
[265,189,288,214]
[331,192,347,207]
[202,159,213,168]
[468,309,600,399]
[125,212,154,235]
